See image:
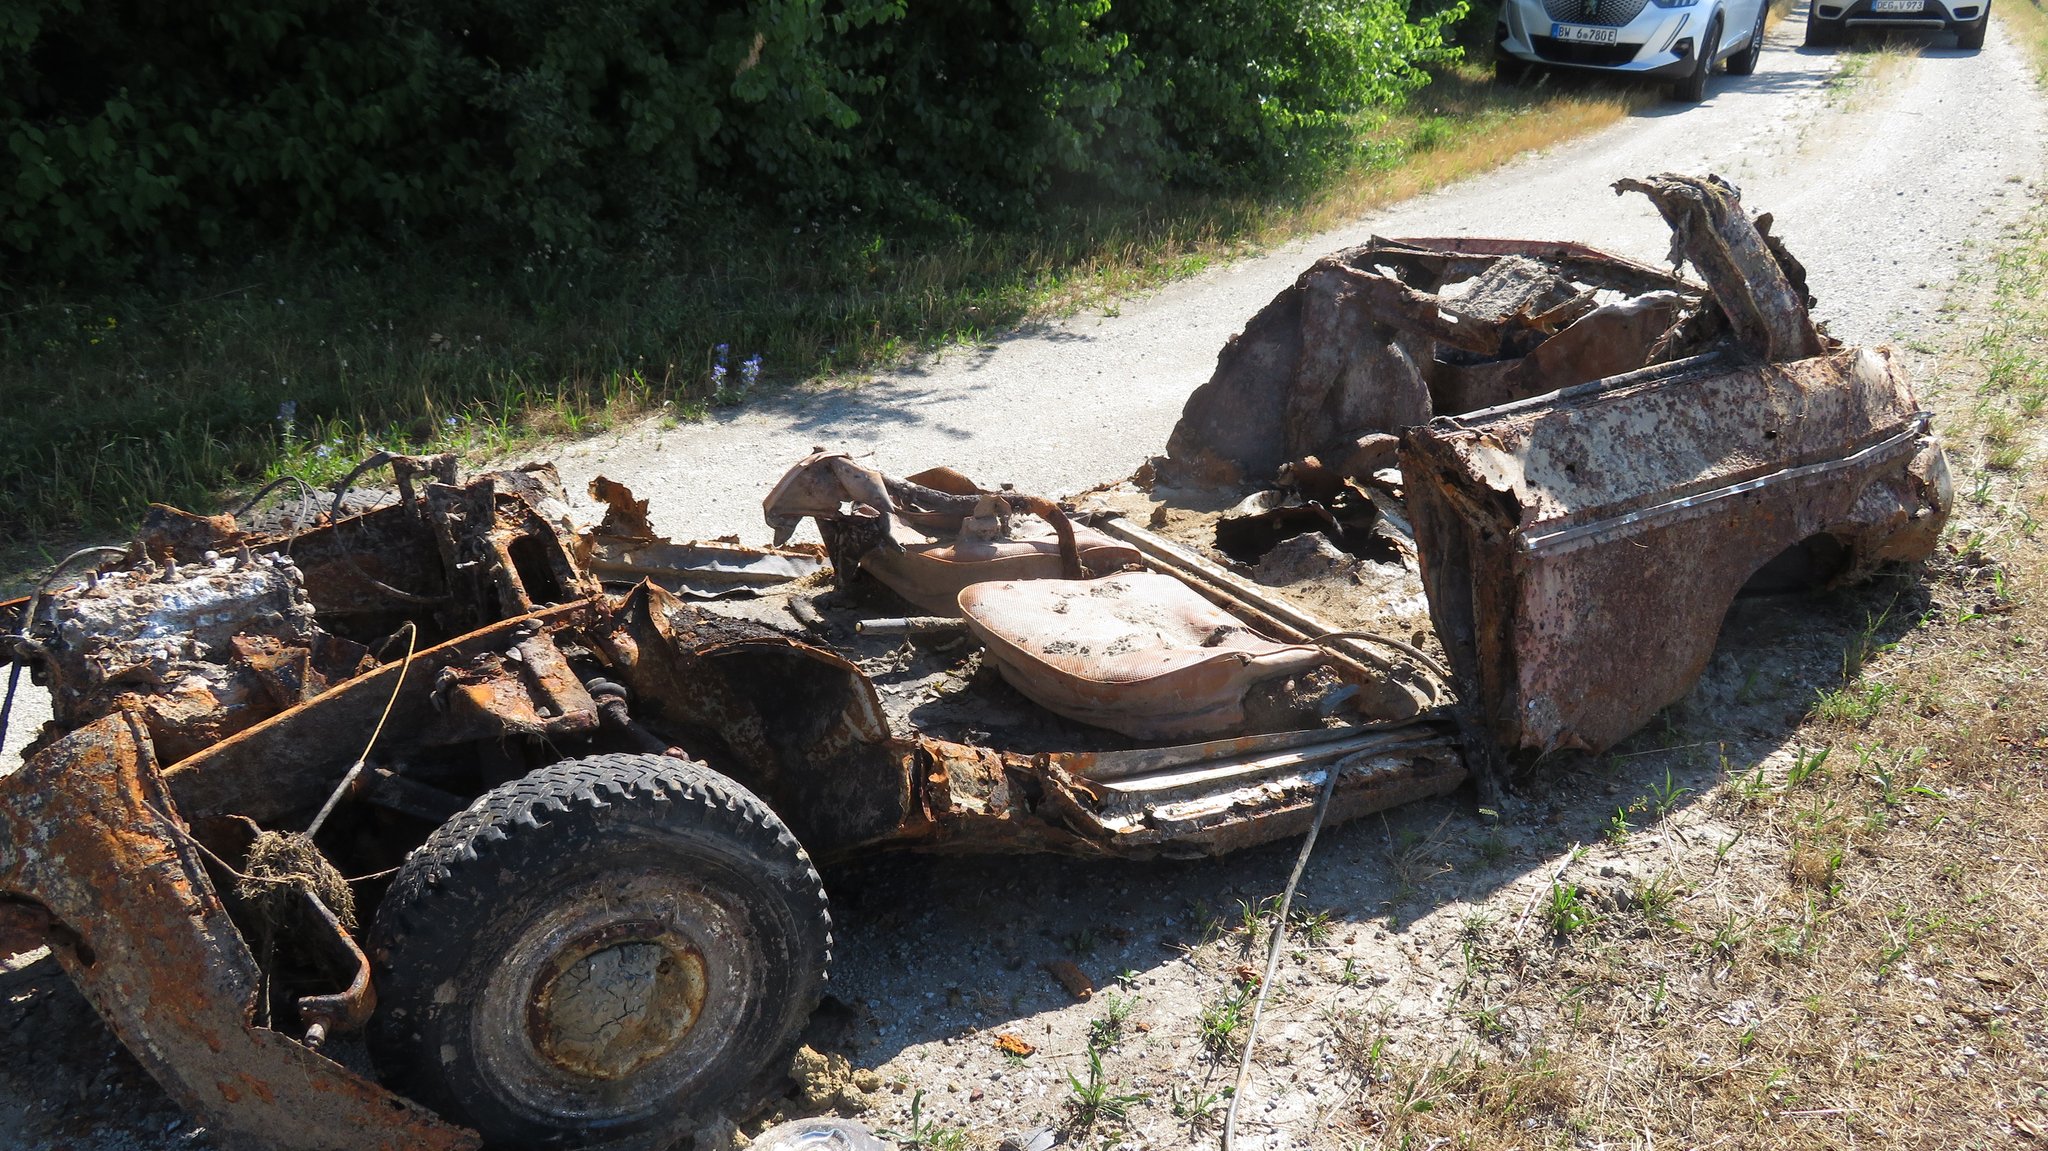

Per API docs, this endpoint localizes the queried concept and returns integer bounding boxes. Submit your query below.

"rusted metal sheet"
[901,739,1110,857]
[0,898,53,956]
[0,712,478,1151]
[165,602,596,825]
[762,451,1139,613]
[895,725,1467,860]
[1402,346,1950,759]
[1163,235,1708,485]
[1045,724,1466,855]
[594,583,915,860]
[580,476,826,597]
[1614,173,1826,362]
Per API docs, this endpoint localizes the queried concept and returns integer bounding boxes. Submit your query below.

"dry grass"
[1344,565,2048,1147]
[1275,77,1647,243]
[2003,0,2048,78]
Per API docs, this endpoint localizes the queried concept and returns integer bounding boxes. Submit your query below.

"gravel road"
[4,15,2043,1150]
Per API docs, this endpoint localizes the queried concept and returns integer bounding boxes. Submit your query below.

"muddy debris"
[788,1045,886,1115]
[1042,959,1095,1001]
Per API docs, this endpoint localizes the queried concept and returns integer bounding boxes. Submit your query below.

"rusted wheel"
[367,754,831,1150]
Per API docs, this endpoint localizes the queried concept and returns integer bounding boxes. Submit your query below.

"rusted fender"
[0,712,478,1151]
[1403,347,1950,759]
[596,583,917,859]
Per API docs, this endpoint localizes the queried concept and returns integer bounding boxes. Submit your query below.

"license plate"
[1551,21,1622,42]
[1871,0,1923,11]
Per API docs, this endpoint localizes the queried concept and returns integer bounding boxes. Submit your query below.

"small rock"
[1254,533,1356,586]
[1000,1128,1057,1151]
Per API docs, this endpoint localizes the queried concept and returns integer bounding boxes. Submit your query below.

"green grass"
[877,1089,968,1151]
[2,65,1652,545]
[1087,992,1138,1052]
[1064,1048,1147,1133]
[1197,988,1253,1057]
[1541,881,1598,938]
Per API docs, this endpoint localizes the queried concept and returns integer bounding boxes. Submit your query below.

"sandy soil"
[3,14,2044,1150]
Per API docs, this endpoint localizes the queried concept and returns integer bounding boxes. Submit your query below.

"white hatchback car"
[1494,0,1770,103]
[1804,0,1990,48]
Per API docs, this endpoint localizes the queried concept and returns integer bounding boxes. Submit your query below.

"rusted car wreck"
[0,174,1950,1151]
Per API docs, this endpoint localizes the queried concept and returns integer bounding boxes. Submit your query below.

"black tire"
[1728,2,1767,73]
[1672,17,1721,101]
[367,754,832,1151]
[1804,11,1844,45]
[1957,9,1988,48]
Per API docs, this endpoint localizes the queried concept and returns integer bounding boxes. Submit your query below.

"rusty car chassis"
[0,175,1951,1150]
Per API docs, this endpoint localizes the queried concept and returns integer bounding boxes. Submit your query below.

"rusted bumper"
[0,712,479,1151]
[1401,346,1950,758]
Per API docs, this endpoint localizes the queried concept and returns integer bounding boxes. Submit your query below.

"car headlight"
[1651,0,1698,7]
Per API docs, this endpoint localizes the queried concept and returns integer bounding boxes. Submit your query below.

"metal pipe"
[856,617,968,637]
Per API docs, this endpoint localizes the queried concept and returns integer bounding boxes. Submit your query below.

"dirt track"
[3,14,2044,1150]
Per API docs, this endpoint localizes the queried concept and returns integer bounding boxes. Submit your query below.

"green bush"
[3,0,1462,282]
[1104,0,1465,186]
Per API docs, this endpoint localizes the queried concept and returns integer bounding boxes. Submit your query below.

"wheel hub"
[527,922,708,1081]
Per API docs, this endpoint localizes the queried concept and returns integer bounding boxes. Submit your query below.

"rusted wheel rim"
[527,922,709,1080]
[473,873,760,1126]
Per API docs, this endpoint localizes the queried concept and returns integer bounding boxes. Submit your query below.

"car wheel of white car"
[1672,16,1721,102]
[1957,5,1989,47]
[1803,9,1843,45]
[1727,4,1766,74]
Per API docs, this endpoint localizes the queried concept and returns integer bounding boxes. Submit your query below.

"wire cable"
[1305,629,1455,705]
[326,452,443,604]
[1305,629,1453,685]
[1219,752,1344,1151]
[230,474,321,549]
[306,621,417,837]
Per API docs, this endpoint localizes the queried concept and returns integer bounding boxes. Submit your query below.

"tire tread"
[368,753,831,1149]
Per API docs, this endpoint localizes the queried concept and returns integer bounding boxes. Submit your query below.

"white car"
[1494,0,1770,103]
[1804,0,1989,48]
